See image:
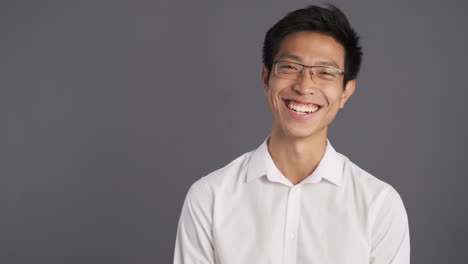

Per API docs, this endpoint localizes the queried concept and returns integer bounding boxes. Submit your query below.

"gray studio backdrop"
[2,0,467,263]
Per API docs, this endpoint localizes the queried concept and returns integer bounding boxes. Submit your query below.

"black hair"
[262,4,363,85]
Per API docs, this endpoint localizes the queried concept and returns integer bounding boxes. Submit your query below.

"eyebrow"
[315,60,340,69]
[277,54,341,69]
[277,54,303,62]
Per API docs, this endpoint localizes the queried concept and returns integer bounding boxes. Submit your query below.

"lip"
[283,98,322,107]
[282,99,321,120]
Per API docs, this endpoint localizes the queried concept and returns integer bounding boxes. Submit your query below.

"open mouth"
[283,99,322,115]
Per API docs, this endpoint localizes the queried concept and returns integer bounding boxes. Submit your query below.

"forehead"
[275,31,345,69]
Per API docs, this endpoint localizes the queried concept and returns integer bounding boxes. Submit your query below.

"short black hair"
[262,4,363,84]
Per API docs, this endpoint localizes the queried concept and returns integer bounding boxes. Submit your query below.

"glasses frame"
[273,60,345,82]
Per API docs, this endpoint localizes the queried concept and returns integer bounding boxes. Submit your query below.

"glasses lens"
[275,62,343,82]
[312,67,341,81]
[276,61,301,79]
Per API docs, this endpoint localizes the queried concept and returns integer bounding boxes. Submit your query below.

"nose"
[292,69,317,95]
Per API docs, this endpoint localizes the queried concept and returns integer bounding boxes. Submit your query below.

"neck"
[267,128,328,185]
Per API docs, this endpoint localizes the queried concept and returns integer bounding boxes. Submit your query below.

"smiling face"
[262,31,356,140]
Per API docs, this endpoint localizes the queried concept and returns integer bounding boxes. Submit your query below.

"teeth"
[287,101,319,113]
[293,109,307,115]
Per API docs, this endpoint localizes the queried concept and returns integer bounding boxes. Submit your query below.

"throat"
[267,135,327,185]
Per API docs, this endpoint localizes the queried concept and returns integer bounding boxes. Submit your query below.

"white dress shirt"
[174,137,410,264]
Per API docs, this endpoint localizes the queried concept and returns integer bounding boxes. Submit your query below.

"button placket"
[282,186,302,264]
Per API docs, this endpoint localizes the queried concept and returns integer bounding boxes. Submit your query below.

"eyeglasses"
[274,60,345,83]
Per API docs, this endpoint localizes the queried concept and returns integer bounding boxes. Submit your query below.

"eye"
[316,67,339,80]
[277,62,300,73]
[281,65,296,70]
[319,69,336,76]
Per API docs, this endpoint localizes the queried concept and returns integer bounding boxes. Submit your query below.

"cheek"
[266,79,293,111]
[266,83,281,107]
[324,89,343,107]
[265,89,278,113]
[269,93,281,112]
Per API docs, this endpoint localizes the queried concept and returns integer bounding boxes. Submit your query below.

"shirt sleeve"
[173,178,215,264]
[370,186,410,264]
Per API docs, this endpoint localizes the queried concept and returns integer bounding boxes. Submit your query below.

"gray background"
[2,0,467,263]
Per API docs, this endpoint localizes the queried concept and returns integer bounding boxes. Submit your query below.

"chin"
[282,125,320,139]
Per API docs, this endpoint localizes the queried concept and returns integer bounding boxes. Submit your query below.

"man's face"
[262,31,355,140]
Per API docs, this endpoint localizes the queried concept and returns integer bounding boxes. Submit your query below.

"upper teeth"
[288,101,319,113]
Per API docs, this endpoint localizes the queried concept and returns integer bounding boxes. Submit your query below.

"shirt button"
[287,232,295,239]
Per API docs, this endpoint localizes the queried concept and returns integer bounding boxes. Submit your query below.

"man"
[174,4,410,264]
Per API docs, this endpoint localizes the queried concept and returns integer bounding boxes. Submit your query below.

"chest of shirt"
[211,181,371,264]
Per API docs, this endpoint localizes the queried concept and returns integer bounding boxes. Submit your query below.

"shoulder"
[339,152,389,190]
[203,151,253,185]
[185,150,254,201]
[337,151,409,234]
[338,152,406,213]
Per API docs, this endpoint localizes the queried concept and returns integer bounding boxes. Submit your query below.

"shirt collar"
[246,136,343,187]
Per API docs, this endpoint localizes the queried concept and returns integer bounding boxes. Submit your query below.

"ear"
[261,65,270,95]
[339,80,356,109]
